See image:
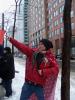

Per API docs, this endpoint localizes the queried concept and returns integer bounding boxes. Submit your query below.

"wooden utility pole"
[2,13,4,30]
[61,0,72,100]
[44,0,49,39]
[2,13,4,47]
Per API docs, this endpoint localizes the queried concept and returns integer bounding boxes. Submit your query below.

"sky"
[0,0,15,27]
[0,0,15,13]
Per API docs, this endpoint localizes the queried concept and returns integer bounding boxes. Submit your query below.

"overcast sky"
[0,0,15,13]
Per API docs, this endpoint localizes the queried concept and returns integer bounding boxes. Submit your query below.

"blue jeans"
[20,82,44,100]
[2,80,12,97]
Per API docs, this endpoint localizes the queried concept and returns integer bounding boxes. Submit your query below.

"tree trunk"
[61,0,72,100]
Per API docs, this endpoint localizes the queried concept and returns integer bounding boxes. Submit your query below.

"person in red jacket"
[7,36,59,100]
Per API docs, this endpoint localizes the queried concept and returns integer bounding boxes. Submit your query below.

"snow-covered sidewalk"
[4,57,75,100]
[4,58,25,100]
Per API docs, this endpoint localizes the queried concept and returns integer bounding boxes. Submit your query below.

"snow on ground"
[55,69,75,100]
[4,58,25,100]
[4,57,75,100]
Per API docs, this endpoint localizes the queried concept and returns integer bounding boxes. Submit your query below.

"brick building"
[47,0,75,57]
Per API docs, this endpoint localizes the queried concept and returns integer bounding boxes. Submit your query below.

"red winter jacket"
[9,38,59,86]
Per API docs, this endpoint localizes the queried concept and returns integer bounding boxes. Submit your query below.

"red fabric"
[29,75,57,100]
[0,29,5,45]
[40,51,59,79]
[9,38,59,99]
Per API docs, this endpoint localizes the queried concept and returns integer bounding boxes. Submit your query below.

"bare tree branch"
[18,0,22,13]
[12,0,22,54]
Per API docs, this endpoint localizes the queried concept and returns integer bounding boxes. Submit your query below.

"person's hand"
[0,78,2,83]
[5,35,10,41]
[44,57,48,63]
[40,50,46,54]
[38,70,42,75]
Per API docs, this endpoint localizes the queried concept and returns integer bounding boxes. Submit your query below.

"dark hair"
[40,39,53,50]
[32,52,44,69]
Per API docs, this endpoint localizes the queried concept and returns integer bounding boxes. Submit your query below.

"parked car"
[56,54,75,60]
[71,54,75,59]
[56,54,62,59]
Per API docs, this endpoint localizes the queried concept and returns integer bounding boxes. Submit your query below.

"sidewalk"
[55,71,75,100]
[14,58,75,100]
[2,57,75,100]
[15,57,75,100]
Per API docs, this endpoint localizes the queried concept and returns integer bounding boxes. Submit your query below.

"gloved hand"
[5,34,10,41]
[0,78,2,84]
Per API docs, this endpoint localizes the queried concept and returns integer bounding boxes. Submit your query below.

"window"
[57,29,60,35]
[59,6,64,13]
[49,18,50,22]
[71,37,75,56]
[52,32,54,37]
[51,7,52,12]
[49,10,50,14]
[55,30,57,35]
[71,37,75,47]
[54,12,56,17]
[24,27,28,30]
[71,11,74,17]
[56,10,59,16]
[53,4,56,8]
[49,33,52,38]
[71,23,75,29]
[36,32,37,36]
[50,15,52,19]
[53,1,57,8]
[39,24,41,28]
[24,34,28,36]
[54,10,58,17]
[54,29,59,35]
[71,48,75,54]
[60,17,63,23]
[54,20,58,26]
[60,27,63,33]
[55,1,57,7]
[49,25,52,30]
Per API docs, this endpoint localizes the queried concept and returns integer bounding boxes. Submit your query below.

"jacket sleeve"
[9,37,33,57]
[40,55,59,78]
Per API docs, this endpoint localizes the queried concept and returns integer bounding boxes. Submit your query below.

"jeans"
[20,82,44,100]
[2,80,12,97]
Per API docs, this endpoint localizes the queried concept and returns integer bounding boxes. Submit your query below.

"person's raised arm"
[7,36,33,57]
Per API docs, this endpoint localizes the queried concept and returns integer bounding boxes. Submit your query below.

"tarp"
[29,74,58,100]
